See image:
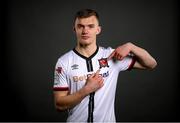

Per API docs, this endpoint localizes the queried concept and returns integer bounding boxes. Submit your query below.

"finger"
[99,79,104,87]
[107,50,116,60]
[89,73,95,78]
[95,69,100,76]
[96,76,102,81]
[117,54,122,60]
[98,77,104,82]
[118,54,125,60]
[114,52,119,59]
[119,56,124,60]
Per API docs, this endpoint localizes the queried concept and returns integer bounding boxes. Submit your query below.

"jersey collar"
[73,46,99,60]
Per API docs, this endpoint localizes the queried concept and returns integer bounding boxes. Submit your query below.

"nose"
[82,27,88,34]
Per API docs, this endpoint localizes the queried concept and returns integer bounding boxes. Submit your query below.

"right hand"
[107,42,132,61]
[85,70,104,94]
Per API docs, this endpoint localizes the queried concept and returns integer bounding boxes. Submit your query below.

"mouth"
[81,36,90,40]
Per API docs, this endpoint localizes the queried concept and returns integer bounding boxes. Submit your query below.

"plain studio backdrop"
[1,0,179,122]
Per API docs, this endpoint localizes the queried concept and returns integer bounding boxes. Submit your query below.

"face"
[74,16,101,46]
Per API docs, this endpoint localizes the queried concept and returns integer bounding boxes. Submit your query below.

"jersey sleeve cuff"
[127,56,136,71]
[53,87,69,91]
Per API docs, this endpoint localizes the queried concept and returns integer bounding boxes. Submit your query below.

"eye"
[77,24,84,28]
[88,24,95,28]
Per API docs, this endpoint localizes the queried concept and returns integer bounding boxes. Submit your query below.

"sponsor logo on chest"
[72,71,109,82]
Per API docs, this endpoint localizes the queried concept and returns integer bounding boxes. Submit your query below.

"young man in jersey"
[53,9,157,122]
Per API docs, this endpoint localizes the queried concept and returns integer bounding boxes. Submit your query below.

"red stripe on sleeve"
[53,87,69,91]
[127,56,136,71]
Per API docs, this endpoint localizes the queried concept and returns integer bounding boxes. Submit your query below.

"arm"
[54,70,104,111]
[54,88,88,111]
[130,43,157,69]
[108,42,157,70]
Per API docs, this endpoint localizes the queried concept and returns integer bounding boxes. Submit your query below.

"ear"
[73,26,76,32]
[96,26,101,35]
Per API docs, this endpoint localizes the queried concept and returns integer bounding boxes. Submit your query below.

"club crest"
[98,58,109,68]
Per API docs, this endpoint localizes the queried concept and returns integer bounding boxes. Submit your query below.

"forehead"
[75,16,99,25]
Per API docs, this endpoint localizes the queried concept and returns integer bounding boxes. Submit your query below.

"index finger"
[107,50,116,61]
[95,69,100,76]
[93,69,101,78]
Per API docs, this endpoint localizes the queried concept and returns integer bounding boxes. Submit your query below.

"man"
[53,9,157,122]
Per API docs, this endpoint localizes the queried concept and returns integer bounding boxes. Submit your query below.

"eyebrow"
[77,24,95,27]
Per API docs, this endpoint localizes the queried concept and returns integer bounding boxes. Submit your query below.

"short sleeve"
[127,56,136,71]
[53,59,69,91]
[113,55,136,72]
[107,47,136,72]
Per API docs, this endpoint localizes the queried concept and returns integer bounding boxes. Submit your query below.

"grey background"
[1,0,179,121]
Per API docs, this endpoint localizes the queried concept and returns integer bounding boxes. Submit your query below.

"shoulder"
[99,46,114,52]
[56,50,73,65]
[99,46,115,56]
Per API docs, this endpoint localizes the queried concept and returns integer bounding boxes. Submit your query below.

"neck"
[75,43,97,58]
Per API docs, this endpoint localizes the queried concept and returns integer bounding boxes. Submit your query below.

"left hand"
[108,42,132,60]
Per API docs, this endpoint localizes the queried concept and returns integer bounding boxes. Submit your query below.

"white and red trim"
[53,87,69,91]
[127,56,136,70]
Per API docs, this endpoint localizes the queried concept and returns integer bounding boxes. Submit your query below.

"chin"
[79,40,92,46]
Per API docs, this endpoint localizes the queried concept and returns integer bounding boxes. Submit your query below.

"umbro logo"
[71,64,79,70]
